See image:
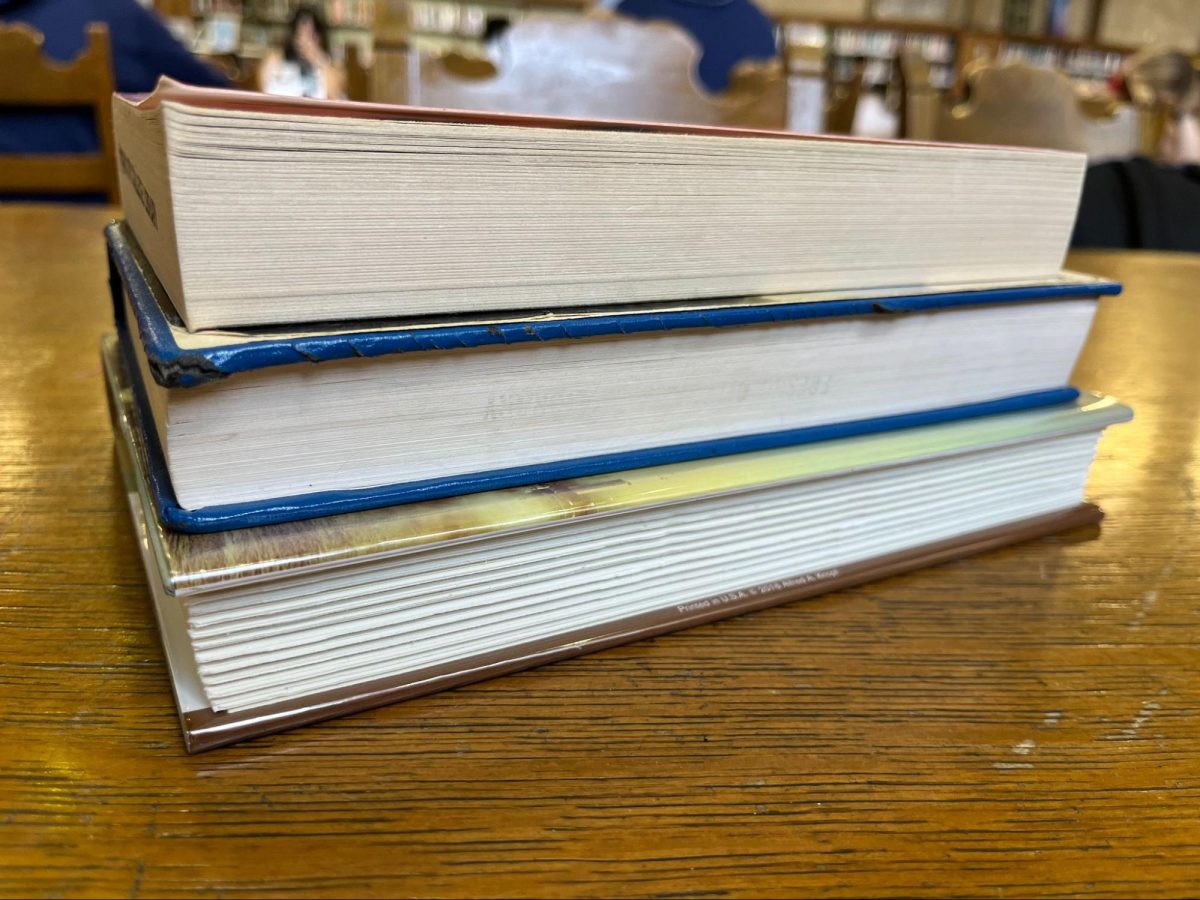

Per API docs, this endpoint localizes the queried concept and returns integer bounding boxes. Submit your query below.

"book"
[114,79,1089,331]
[109,222,1120,532]
[104,335,1132,752]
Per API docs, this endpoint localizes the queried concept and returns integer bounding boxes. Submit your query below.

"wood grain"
[1,205,1199,898]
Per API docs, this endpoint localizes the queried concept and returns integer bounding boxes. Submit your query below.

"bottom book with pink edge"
[103,336,1131,752]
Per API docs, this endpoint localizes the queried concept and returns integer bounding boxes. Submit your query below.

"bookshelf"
[172,1,1139,102]
[780,17,1135,94]
[398,0,585,54]
[957,31,1131,89]
[184,0,376,63]
[783,19,958,91]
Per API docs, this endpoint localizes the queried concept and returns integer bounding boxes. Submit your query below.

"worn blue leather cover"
[106,222,1122,389]
[106,222,1117,533]
[111,321,1081,533]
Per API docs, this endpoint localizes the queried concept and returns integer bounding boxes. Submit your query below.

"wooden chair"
[823,63,863,136]
[0,23,118,201]
[373,15,785,130]
[345,43,370,102]
[348,42,414,105]
[897,51,938,140]
[902,58,1088,152]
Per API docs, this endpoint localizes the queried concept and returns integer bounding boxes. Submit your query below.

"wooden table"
[2,204,1198,898]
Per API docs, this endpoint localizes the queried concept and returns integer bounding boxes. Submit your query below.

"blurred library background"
[4,0,1200,246]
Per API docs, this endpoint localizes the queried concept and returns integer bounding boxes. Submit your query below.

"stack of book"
[108,80,1130,752]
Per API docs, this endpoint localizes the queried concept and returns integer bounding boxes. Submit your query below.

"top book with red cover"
[113,79,1088,332]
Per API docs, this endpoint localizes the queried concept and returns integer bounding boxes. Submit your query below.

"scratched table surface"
[1,204,1198,899]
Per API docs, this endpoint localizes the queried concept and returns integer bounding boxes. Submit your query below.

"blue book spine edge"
[114,318,1080,533]
[105,222,1123,389]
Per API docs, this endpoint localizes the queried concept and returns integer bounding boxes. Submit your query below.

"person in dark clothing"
[0,0,229,161]
[600,0,778,94]
[1073,157,1200,251]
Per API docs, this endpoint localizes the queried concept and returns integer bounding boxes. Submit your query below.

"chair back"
[398,15,785,129]
[346,43,371,101]
[937,60,1088,152]
[0,23,118,200]
[823,63,862,135]
[897,51,939,140]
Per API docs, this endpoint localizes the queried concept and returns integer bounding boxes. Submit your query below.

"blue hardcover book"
[107,222,1121,534]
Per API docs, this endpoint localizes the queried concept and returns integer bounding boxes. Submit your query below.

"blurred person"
[1073,156,1200,250]
[1112,48,1200,164]
[259,3,343,100]
[0,0,230,157]
[1073,48,1200,250]
[594,0,777,94]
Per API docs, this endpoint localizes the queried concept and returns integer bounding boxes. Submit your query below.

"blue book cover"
[107,222,1121,534]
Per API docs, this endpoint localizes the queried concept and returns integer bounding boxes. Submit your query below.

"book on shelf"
[103,334,1131,752]
[114,79,1090,331]
[108,221,1120,532]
